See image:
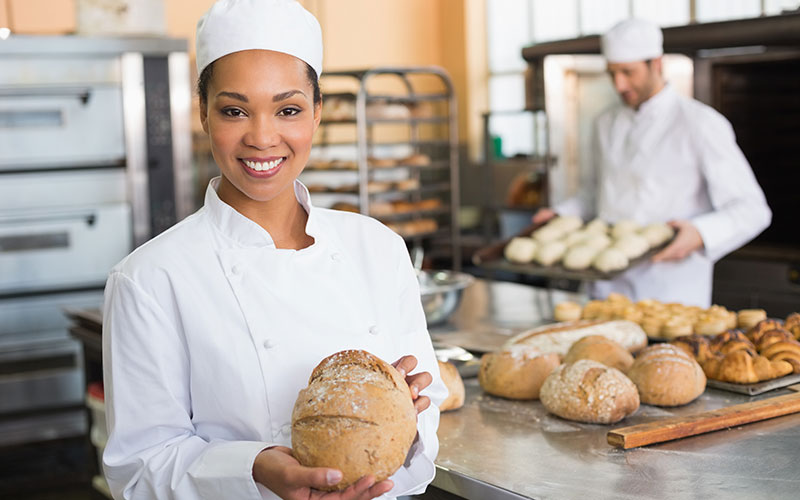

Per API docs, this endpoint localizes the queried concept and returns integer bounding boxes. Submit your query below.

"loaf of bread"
[291,350,416,490]
[438,360,465,411]
[505,320,647,356]
[478,346,560,400]
[539,359,640,424]
[627,344,706,406]
[562,335,634,372]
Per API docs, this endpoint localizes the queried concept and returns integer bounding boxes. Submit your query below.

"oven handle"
[0,210,98,252]
[0,87,92,105]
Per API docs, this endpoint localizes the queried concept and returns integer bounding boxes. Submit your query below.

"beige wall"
[1,0,487,151]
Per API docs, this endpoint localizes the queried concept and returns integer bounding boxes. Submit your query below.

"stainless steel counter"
[428,279,800,500]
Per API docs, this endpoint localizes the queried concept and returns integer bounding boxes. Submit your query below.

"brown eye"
[279,107,301,117]
[222,107,246,117]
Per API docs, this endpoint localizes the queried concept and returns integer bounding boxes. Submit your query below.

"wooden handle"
[608,392,800,449]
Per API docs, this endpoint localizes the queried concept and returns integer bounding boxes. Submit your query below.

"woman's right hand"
[253,446,393,500]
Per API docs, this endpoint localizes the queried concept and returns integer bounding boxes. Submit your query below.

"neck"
[218,179,314,250]
[635,79,667,110]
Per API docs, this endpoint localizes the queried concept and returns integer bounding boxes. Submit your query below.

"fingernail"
[398,368,406,377]
[411,386,419,397]
[327,470,342,485]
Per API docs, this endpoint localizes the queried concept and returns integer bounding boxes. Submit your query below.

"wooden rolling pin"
[608,392,800,449]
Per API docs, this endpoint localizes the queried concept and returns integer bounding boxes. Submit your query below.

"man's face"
[606,59,662,110]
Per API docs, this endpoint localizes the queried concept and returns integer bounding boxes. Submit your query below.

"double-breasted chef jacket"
[102,177,447,500]
[557,84,771,307]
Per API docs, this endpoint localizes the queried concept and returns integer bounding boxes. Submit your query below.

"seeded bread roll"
[437,360,465,411]
[291,350,416,490]
[478,346,560,400]
[540,360,640,424]
[627,344,706,406]
[562,335,634,372]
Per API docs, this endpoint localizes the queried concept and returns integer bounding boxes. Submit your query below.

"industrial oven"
[0,36,192,445]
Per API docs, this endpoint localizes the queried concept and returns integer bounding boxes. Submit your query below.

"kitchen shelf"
[302,67,461,268]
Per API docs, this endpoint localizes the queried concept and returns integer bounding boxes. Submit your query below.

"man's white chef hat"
[601,18,663,63]
[196,0,323,77]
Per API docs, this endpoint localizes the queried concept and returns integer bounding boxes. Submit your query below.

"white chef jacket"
[102,177,447,500]
[556,84,771,307]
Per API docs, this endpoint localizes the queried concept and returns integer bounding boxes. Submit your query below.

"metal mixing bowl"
[418,269,475,326]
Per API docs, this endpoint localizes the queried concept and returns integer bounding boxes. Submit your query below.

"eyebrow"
[216,91,248,102]
[273,90,306,102]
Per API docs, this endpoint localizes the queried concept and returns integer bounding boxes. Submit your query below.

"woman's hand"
[531,208,556,225]
[253,446,393,500]
[651,220,704,262]
[392,355,432,414]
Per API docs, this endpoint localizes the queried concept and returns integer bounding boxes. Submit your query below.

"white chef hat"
[196,0,323,77]
[601,18,663,63]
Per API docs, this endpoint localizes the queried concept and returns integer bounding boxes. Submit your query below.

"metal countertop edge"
[432,465,531,500]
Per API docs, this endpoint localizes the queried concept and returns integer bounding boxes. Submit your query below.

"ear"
[651,56,664,76]
[312,98,322,132]
[200,100,210,134]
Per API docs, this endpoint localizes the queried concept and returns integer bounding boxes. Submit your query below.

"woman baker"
[101,1,445,499]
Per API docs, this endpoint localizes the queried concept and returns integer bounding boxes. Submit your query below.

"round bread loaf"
[437,360,465,412]
[539,359,640,424]
[563,335,634,372]
[627,344,706,406]
[554,301,582,322]
[478,346,560,400]
[291,350,416,490]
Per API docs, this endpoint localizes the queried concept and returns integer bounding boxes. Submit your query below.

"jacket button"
[368,325,379,336]
[280,424,291,435]
[263,339,275,349]
[330,252,341,262]
[231,264,241,275]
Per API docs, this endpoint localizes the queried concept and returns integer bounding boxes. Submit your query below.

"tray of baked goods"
[548,294,800,395]
[472,216,675,281]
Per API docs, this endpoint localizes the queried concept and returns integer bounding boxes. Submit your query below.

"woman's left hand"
[392,355,432,414]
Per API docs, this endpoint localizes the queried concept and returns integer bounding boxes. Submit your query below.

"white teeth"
[243,158,284,171]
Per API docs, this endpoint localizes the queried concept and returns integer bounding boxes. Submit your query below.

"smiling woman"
[100,1,447,500]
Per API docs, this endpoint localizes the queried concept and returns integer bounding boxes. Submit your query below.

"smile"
[243,158,285,172]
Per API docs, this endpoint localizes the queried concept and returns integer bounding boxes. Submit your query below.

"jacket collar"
[632,82,676,119]
[204,177,324,248]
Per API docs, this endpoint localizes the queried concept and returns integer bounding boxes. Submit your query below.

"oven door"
[0,203,131,294]
[0,85,125,170]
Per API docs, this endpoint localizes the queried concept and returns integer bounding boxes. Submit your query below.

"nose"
[243,115,280,150]
[612,73,628,94]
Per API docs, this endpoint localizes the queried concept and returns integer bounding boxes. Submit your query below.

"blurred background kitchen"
[1,1,799,499]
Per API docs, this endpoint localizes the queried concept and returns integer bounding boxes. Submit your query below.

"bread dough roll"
[611,219,641,239]
[563,244,599,270]
[478,346,560,400]
[548,215,583,233]
[504,237,538,264]
[437,360,465,412]
[540,360,640,424]
[583,233,612,251]
[291,350,417,490]
[554,301,583,322]
[563,335,634,372]
[584,218,609,234]
[563,229,591,247]
[535,241,567,266]
[627,344,706,406]
[640,223,675,248]
[532,225,564,243]
[738,309,767,330]
[613,233,650,259]
[593,248,629,273]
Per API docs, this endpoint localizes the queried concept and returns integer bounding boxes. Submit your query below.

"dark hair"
[197,60,321,107]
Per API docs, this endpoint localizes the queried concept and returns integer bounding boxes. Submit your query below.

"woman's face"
[200,49,321,209]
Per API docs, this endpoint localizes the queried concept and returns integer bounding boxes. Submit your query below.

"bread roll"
[612,233,650,259]
[291,350,416,490]
[532,225,564,243]
[563,244,599,270]
[738,309,767,330]
[535,241,567,266]
[584,218,608,234]
[548,215,583,233]
[504,237,538,264]
[437,360,465,411]
[611,219,641,239]
[563,229,591,247]
[554,301,582,322]
[505,320,648,356]
[478,346,560,400]
[563,335,634,372]
[627,344,706,406]
[540,360,640,424]
[593,248,629,273]
[640,223,674,248]
[583,233,612,252]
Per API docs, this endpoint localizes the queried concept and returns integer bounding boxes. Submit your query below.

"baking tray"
[472,222,672,282]
[706,373,800,396]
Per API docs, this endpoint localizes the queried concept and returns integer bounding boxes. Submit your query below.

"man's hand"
[652,220,704,262]
[253,446,393,500]
[531,208,556,226]
[392,355,432,414]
